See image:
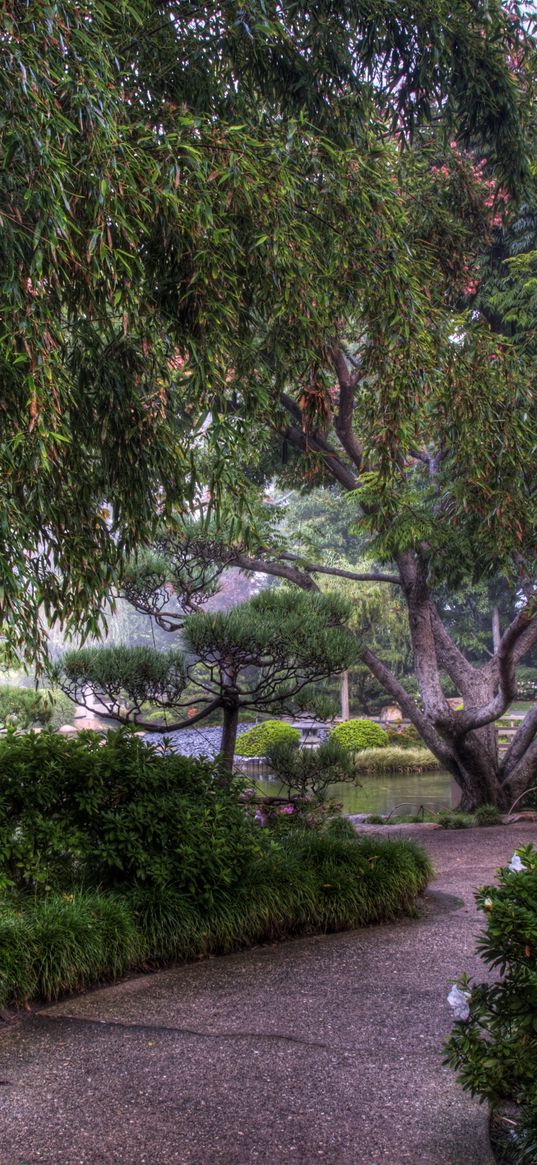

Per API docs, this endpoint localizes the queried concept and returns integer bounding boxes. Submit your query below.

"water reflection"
[253,768,457,816]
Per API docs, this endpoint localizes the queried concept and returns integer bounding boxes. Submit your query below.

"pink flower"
[280,804,296,815]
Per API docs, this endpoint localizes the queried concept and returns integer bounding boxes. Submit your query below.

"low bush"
[0,685,74,732]
[0,728,260,901]
[330,718,388,751]
[436,811,473,829]
[0,686,53,730]
[445,844,537,1163]
[235,720,300,757]
[351,746,441,773]
[265,737,357,802]
[474,803,503,827]
[0,832,432,1005]
[386,723,423,749]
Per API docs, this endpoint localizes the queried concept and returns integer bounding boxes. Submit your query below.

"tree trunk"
[218,701,239,785]
[340,670,350,720]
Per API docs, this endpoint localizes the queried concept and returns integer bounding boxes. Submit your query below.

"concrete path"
[1,823,536,1165]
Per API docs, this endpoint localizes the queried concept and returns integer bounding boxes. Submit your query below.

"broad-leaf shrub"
[0,729,259,902]
[330,718,388,751]
[235,720,300,757]
[445,845,537,1162]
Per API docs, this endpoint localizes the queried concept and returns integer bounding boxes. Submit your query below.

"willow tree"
[2,0,530,661]
[57,590,357,776]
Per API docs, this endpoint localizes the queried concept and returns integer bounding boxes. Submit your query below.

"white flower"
[483,897,494,911]
[448,984,471,1021]
[508,853,527,873]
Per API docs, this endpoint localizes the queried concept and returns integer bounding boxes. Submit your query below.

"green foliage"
[235,721,300,757]
[436,811,473,829]
[0,686,52,729]
[0,832,432,1005]
[58,646,187,720]
[386,724,423,749]
[351,746,441,773]
[265,737,357,801]
[0,686,74,731]
[474,804,503,827]
[445,845,537,1161]
[0,729,259,901]
[330,719,388,751]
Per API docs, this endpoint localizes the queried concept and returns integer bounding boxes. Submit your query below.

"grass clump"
[473,803,503,827]
[352,746,441,773]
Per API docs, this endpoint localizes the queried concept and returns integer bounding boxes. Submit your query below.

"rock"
[503,811,537,823]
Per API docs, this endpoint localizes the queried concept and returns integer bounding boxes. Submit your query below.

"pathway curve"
[1,823,536,1165]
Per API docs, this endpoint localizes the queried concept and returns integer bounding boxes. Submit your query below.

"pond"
[252,768,459,816]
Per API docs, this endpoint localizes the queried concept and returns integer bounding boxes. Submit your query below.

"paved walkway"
[1,823,536,1165]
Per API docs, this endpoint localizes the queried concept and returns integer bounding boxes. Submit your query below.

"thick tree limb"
[280,394,359,491]
[70,694,222,733]
[429,603,482,691]
[501,702,537,781]
[360,647,454,768]
[331,344,363,470]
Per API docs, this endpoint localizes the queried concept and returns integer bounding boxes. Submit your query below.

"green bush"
[0,832,432,1005]
[265,737,357,801]
[445,844,537,1163]
[386,723,423,749]
[0,686,53,730]
[436,811,473,829]
[330,718,388,751]
[352,746,440,773]
[0,728,260,901]
[235,720,300,757]
[474,803,503,827]
[0,686,74,732]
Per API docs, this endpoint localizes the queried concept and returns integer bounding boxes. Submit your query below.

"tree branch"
[361,646,455,768]
[330,344,363,470]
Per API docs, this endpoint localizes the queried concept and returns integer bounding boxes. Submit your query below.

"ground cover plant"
[445,845,537,1164]
[0,729,432,1005]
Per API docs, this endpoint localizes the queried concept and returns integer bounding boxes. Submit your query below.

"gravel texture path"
[1,823,536,1165]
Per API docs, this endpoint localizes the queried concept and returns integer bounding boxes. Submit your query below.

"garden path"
[1,823,537,1165]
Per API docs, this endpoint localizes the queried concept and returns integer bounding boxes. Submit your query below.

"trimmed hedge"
[330,718,388,751]
[0,833,432,1004]
[235,720,300,757]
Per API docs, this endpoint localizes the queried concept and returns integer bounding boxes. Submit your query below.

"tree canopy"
[2,0,534,659]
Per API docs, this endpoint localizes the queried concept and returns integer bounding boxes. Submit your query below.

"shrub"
[474,803,503,827]
[0,686,53,730]
[386,723,423,749]
[436,811,472,829]
[265,737,356,801]
[330,718,388,751]
[235,720,300,757]
[351,746,441,773]
[445,844,537,1163]
[0,832,432,1005]
[0,728,260,902]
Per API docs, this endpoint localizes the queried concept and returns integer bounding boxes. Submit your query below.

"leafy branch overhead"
[1,0,534,658]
